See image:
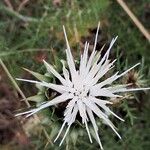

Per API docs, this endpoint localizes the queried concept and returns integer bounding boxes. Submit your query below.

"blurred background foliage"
[0,0,149,150]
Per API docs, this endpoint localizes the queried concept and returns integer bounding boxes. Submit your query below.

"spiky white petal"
[16,23,150,149]
[16,78,75,93]
[43,60,67,86]
[87,107,103,150]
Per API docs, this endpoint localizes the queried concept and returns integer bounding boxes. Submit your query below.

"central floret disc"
[74,87,89,99]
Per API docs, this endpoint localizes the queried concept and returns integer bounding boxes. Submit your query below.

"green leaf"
[54,56,62,73]
[70,130,78,146]
[23,67,51,82]
[26,94,45,103]
[50,124,59,139]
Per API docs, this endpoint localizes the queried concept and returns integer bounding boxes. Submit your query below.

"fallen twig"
[18,0,30,12]
[4,0,13,10]
[1,6,39,22]
[0,59,30,107]
[0,48,50,57]
[0,59,53,145]
[116,0,150,42]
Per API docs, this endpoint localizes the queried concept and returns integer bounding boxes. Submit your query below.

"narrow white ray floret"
[16,23,150,149]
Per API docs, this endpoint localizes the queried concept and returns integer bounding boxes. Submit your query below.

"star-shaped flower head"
[16,23,150,150]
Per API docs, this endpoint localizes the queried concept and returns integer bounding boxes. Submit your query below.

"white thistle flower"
[16,23,150,150]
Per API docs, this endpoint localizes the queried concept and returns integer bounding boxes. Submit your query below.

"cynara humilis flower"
[16,23,150,150]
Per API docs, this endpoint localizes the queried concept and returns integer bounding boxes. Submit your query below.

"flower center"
[74,86,89,99]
